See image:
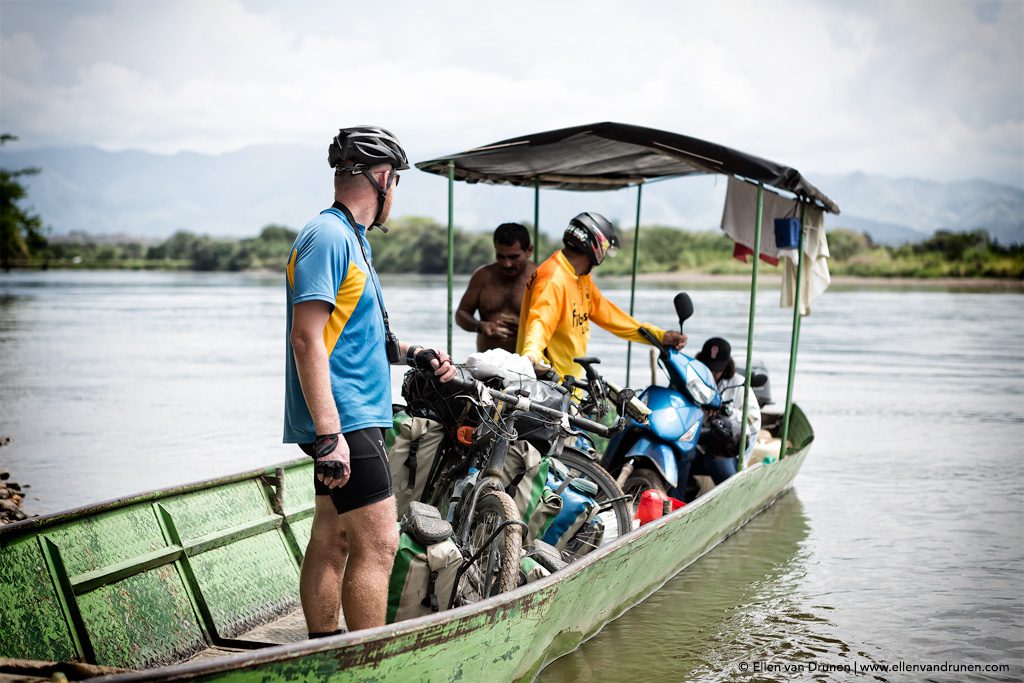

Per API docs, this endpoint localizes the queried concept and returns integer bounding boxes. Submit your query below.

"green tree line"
[20,219,1023,279]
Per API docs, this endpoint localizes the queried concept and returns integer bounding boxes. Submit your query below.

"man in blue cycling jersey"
[284,126,456,636]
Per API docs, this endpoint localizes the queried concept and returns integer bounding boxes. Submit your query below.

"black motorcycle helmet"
[328,126,410,230]
[563,212,619,267]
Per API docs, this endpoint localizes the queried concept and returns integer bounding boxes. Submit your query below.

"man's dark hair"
[493,223,531,250]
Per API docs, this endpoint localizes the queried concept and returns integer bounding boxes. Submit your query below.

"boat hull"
[0,406,813,682]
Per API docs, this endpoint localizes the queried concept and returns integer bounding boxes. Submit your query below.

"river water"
[1,271,1022,681]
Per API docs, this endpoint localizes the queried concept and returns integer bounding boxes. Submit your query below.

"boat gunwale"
[0,457,311,541]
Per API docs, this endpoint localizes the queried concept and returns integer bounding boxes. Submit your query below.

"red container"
[636,490,669,526]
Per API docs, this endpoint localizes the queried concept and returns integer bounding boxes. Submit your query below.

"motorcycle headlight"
[684,364,717,406]
[680,419,700,443]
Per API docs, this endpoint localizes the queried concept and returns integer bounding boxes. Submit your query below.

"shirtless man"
[456,223,536,353]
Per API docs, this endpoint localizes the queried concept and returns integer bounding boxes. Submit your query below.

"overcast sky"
[1,0,1022,188]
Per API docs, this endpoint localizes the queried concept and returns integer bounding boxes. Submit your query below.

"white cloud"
[0,0,1020,186]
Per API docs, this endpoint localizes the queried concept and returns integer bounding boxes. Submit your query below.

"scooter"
[601,293,721,502]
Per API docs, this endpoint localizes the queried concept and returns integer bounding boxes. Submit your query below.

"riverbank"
[0,437,31,524]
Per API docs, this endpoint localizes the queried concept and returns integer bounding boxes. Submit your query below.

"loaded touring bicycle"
[0,122,837,682]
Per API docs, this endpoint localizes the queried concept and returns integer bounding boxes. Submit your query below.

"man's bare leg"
[337,496,399,631]
[300,496,349,633]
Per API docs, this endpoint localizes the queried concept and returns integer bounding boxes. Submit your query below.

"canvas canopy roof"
[416,121,839,214]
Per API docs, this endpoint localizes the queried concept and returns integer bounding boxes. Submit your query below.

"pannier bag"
[386,502,463,624]
[522,540,568,573]
[519,556,550,586]
[541,458,601,551]
[526,488,562,543]
[499,440,559,534]
[384,405,409,452]
[389,416,447,518]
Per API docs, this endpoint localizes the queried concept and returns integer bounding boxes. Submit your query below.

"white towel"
[780,204,831,315]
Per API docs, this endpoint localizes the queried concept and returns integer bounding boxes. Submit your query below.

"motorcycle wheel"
[463,490,522,599]
[622,467,668,512]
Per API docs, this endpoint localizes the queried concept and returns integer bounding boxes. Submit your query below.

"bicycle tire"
[465,490,522,597]
[555,447,633,543]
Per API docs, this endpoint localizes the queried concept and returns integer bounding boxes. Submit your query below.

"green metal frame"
[736,183,764,471]
[625,183,643,386]
[446,161,455,356]
[779,203,808,458]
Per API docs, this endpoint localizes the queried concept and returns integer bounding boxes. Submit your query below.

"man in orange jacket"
[516,212,687,380]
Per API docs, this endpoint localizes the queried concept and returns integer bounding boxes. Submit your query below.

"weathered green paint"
[70,546,183,593]
[0,536,77,662]
[76,564,204,670]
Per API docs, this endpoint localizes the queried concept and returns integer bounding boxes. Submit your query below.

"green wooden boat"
[0,405,813,682]
[2,122,836,681]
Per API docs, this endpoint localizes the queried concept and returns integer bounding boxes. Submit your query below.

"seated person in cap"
[694,336,762,484]
[456,223,536,353]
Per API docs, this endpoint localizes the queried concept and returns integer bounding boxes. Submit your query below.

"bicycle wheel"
[555,447,633,544]
[462,489,522,599]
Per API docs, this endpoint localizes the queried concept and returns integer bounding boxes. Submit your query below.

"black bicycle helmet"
[563,212,619,266]
[328,126,409,231]
[328,126,410,171]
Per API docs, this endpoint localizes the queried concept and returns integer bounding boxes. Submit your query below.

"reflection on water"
[1,270,1022,681]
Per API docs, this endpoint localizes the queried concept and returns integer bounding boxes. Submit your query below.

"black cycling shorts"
[299,427,392,515]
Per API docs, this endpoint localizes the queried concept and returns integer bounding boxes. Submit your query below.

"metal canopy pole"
[625,183,643,387]
[736,183,764,471]
[533,181,540,264]
[779,203,807,459]
[447,160,455,356]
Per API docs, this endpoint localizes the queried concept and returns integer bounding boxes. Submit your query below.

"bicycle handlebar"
[442,369,614,437]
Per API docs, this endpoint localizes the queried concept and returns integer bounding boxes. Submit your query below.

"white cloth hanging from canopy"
[779,204,830,315]
[720,176,831,316]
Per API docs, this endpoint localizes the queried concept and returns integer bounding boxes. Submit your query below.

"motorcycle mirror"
[673,293,694,328]
[750,372,769,388]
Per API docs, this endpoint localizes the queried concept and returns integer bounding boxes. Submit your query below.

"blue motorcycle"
[601,293,721,502]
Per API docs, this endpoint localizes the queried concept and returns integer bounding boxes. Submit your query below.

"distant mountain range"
[3,144,1021,245]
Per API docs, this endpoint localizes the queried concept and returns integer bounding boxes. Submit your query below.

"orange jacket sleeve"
[588,281,666,344]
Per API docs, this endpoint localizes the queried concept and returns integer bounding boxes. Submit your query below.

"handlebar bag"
[507,378,564,446]
[388,415,447,518]
[386,503,463,623]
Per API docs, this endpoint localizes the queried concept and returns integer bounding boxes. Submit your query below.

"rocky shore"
[0,437,32,524]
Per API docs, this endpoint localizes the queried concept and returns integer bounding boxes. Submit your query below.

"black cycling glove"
[312,433,349,481]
